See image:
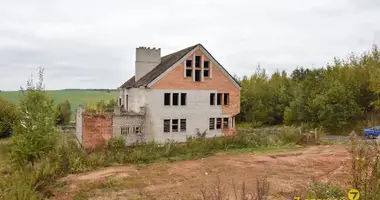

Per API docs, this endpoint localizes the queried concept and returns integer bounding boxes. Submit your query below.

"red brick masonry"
[81,114,113,149]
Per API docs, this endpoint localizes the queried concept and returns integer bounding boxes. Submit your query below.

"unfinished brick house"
[75,44,241,148]
[115,44,241,144]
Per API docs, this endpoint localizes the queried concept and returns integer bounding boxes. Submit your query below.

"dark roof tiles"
[120,44,197,88]
[119,43,241,89]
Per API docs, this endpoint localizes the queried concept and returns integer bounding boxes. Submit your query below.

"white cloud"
[0,0,379,90]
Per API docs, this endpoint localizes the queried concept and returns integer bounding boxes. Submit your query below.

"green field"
[0,90,118,122]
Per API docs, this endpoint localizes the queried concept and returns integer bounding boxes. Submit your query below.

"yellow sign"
[348,189,360,200]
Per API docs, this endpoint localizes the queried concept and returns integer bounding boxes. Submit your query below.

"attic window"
[204,61,209,68]
[195,70,201,82]
[186,69,192,77]
[195,56,201,68]
[186,60,192,67]
[204,69,209,77]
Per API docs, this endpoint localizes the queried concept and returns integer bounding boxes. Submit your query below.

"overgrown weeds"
[200,176,270,200]
[347,131,380,199]
[0,126,302,199]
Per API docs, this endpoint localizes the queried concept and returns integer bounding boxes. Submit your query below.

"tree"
[312,81,363,132]
[55,100,71,125]
[9,67,57,166]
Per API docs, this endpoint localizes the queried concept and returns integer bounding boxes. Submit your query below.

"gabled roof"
[120,44,197,88]
[120,44,241,89]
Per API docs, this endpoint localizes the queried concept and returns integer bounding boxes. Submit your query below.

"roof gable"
[120,44,241,89]
[120,44,197,88]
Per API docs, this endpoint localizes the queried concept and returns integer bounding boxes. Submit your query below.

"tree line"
[1,45,380,137]
[236,45,380,133]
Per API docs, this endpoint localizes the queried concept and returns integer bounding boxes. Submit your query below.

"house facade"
[115,44,241,144]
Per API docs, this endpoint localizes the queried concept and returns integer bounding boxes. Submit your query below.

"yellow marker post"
[348,189,360,200]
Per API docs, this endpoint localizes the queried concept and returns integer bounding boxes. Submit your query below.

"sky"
[0,0,379,90]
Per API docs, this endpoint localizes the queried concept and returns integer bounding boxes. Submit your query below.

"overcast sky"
[1,0,379,90]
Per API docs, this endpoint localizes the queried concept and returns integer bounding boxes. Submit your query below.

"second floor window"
[164,93,171,106]
[173,93,179,106]
[164,93,187,106]
[210,93,215,105]
[217,93,222,105]
[224,93,229,105]
[181,93,187,105]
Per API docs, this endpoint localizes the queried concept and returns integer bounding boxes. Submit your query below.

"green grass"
[0,90,118,121]
[222,145,302,155]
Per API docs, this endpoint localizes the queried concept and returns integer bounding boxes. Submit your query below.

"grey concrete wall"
[75,106,84,144]
[116,88,228,144]
[145,89,225,143]
[135,47,161,82]
[112,114,153,145]
[119,88,147,113]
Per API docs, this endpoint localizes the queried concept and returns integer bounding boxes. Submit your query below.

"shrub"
[348,131,380,199]
[55,100,71,125]
[8,68,58,167]
[0,97,19,138]
[307,182,345,199]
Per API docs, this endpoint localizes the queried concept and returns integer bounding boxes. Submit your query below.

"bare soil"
[52,145,352,200]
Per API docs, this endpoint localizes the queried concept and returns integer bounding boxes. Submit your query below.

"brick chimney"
[135,47,161,82]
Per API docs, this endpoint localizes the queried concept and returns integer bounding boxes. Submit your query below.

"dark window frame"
[223,118,229,129]
[173,93,179,106]
[134,126,141,134]
[164,119,170,133]
[164,93,171,106]
[195,56,201,68]
[180,93,187,106]
[216,118,222,129]
[186,69,192,77]
[217,93,222,105]
[204,61,209,68]
[180,119,186,132]
[223,93,229,105]
[204,70,209,77]
[209,118,215,130]
[172,119,179,132]
[186,60,192,67]
[210,93,215,105]
[195,70,201,82]
[121,126,129,135]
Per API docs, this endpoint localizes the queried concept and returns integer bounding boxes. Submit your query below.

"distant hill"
[0,89,118,121]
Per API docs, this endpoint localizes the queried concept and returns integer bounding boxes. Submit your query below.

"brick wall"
[151,49,240,136]
[82,114,113,149]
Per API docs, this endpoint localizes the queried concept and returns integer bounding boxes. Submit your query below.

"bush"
[55,100,71,125]
[8,68,57,167]
[307,182,345,199]
[348,131,380,199]
[0,98,19,138]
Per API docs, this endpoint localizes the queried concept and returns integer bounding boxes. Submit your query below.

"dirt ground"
[52,145,352,200]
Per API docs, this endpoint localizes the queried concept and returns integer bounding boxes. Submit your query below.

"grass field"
[0,90,118,121]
